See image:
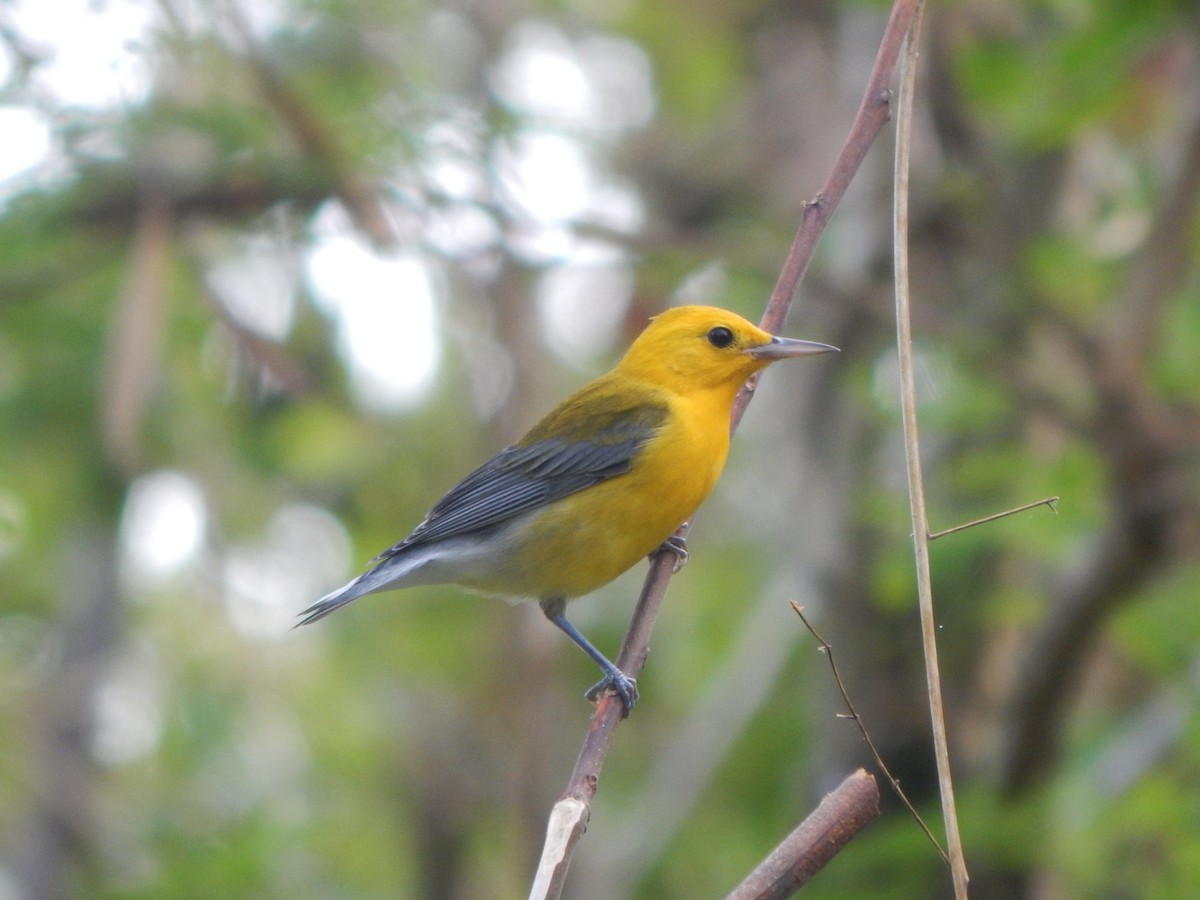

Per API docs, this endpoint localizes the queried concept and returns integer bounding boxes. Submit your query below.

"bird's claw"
[654,533,689,573]
[585,670,639,718]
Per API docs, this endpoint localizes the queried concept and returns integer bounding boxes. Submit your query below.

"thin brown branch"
[528,554,677,898]
[928,496,1059,541]
[532,2,925,895]
[892,2,968,896]
[560,539,682,805]
[755,0,921,337]
[791,603,947,863]
[736,0,922,427]
[724,769,881,900]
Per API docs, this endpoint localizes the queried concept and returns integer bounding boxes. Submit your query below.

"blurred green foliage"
[1,0,1199,898]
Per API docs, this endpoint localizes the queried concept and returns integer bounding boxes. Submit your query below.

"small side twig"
[927,496,1059,541]
[791,603,947,863]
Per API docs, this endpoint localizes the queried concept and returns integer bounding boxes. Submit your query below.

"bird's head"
[615,305,837,397]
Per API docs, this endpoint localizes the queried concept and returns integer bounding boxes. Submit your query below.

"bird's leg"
[652,525,689,573]
[540,597,638,718]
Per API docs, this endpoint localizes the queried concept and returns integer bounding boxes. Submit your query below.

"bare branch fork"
[529,1,925,897]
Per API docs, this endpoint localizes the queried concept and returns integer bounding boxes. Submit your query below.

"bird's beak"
[744,336,839,360]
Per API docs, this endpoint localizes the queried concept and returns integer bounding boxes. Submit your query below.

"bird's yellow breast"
[485,385,732,600]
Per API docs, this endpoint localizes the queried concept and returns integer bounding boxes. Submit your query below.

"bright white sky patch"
[490,22,590,126]
[487,29,649,254]
[305,218,440,412]
[537,264,632,366]
[120,471,207,581]
[205,233,297,340]
[10,0,154,109]
[496,132,592,224]
[490,21,654,133]
[0,108,51,183]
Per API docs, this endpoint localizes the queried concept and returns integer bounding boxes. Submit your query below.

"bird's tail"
[294,551,424,627]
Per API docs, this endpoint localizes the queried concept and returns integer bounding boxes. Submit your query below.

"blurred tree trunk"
[16,528,123,899]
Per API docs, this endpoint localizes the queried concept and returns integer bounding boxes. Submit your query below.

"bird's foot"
[585,669,639,719]
[653,532,689,573]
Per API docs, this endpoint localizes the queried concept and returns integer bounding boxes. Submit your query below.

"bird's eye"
[707,326,735,349]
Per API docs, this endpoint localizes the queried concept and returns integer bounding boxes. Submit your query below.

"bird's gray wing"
[378,393,668,557]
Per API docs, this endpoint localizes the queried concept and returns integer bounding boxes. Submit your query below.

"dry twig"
[791,603,947,863]
[891,2,969,896]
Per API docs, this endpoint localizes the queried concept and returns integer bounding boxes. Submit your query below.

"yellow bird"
[299,305,836,715]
